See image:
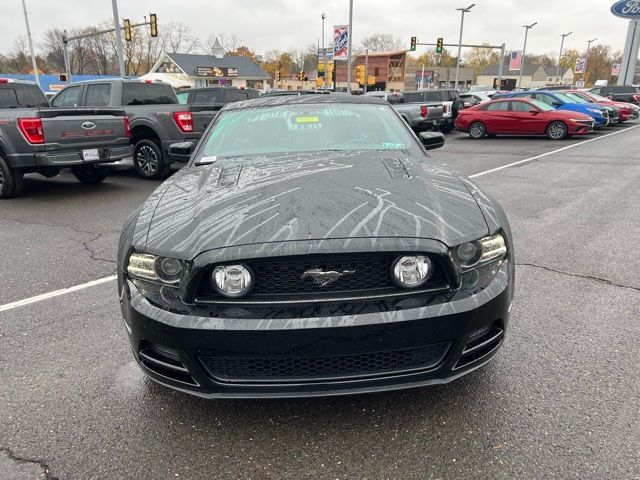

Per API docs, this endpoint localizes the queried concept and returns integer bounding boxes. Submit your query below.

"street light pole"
[111,0,126,78]
[518,22,537,89]
[584,37,597,85]
[454,3,475,90]
[21,0,40,87]
[321,13,327,91]
[346,0,353,93]
[555,31,572,85]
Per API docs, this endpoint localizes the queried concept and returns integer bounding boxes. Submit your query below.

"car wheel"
[72,165,109,184]
[468,122,486,139]
[440,123,454,134]
[546,121,567,140]
[133,139,170,180]
[0,153,24,199]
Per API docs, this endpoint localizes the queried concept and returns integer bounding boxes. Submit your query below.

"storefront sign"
[195,67,238,77]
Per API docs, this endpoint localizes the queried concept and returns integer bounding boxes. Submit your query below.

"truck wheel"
[440,123,454,134]
[133,139,170,180]
[72,165,109,184]
[0,153,24,199]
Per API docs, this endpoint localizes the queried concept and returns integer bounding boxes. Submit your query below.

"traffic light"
[326,62,335,83]
[410,36,417,51]
[298,71,305,81]
[367,75,375,86]
[356,65,366,85]
[150,13,158,37]
[275,70,280,82]
[123,19,132,42]
[58,73,67,82]
[436,37,443,54]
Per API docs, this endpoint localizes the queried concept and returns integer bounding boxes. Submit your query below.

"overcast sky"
[2,0,632,58]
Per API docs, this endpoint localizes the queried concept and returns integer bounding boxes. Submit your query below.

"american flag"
[509,51,522,71]
[611,63,621,76]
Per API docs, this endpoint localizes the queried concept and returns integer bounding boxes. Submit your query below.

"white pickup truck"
[364,91,445,132]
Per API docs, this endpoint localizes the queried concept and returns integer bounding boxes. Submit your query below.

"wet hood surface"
[137,151,489,259]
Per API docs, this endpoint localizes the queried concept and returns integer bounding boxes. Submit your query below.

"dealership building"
[146,49,270,89]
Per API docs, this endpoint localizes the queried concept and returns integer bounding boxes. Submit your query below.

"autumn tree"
[584,44,614,86]
[560,48,580,71]
[225,46,256,60]
[262,50,294,80]
[463,44,500,77]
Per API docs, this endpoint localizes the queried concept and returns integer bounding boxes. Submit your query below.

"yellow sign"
[295,116,319,124]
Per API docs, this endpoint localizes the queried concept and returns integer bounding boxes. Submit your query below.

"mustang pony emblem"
[301,268,356,287]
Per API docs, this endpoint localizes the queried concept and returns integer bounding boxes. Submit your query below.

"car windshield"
[194,103,419,161]
[553,93,577,104]
[530,100,555,111]
[564,93,589,103]
[589,93,611,102]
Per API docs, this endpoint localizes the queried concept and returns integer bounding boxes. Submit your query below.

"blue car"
[498,90,610,127]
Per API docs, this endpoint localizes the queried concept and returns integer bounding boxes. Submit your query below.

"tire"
[468,122,486,139]
[0,153,24,199]
[133,138,170,180]
[440,123,454,134]
[72,165,109,184]
[546,121,568,140]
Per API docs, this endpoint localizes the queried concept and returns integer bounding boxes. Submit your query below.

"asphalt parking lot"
[2,125,640,479]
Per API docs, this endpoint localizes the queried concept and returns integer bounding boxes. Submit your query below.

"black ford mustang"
[117,95,514,398]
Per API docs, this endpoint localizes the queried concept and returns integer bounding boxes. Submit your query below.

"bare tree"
[358,34,402,53]
[42,28,66,72]
[165,22,200,54]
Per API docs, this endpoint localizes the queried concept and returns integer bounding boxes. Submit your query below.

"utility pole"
[619,20,640,86]
[111,0,126,77]
[21,0,40,87]
[497,43,505,90]
[364,49,369,93]
[519,22,537,89]
[555,31,572,85]
[321,13,327,92]
[454,3,475,90]
[346,0,354,92]
[584,38,597,85]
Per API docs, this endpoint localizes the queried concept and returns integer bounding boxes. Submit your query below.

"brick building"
[335,50,407,91]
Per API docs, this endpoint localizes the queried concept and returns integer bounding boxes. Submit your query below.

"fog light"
[212,264,254,297]
[392,255,432,288]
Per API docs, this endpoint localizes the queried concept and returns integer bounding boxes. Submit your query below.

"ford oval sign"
[611,0,640,18]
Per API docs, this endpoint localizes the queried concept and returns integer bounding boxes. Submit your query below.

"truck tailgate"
[190,104,221,133]
[40,108,129,151]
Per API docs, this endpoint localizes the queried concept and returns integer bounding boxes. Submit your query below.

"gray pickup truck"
[51,79,217,179]
[0,79,132,198]
[364,91,444,132]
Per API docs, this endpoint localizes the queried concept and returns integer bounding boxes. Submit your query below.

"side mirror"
[552,101,562,107]
[529,109,540,114]
[168,141,194,163]
[418,131,445,150]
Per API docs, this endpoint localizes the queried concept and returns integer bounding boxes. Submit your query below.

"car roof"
[222,93,387,111]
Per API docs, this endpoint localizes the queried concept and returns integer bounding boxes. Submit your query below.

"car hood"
[137,151,490,259]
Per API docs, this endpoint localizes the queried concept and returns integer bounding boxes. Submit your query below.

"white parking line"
[1,123,639,314]
[0,275,117,313]
[469,123,640,179]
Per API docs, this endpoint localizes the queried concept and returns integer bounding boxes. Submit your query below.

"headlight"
[127,252,187,310]
[211,264,254,297]
[127,253,183,284]
[451,233,508,294]
[391,255,432,289]
[453,233,507,270]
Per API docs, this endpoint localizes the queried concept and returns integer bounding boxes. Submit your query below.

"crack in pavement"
[0,447,58,480]
[517,262,640,292]
[1,215,117,269]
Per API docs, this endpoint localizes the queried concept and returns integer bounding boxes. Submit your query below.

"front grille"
[199,342,450,384]
[195,252,449,303]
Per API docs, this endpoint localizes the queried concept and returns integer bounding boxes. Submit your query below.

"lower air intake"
[200,342,450,384]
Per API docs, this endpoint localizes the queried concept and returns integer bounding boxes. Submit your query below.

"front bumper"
[120,260,513,398]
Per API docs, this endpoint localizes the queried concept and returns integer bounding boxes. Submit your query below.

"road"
[1,126,639,479]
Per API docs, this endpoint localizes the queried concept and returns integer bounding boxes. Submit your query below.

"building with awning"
[147,51,270,89]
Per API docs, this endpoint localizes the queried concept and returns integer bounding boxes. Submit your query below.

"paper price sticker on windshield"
[295,116,319,124]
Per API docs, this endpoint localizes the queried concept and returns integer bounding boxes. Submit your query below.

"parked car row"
[455,87,639,140]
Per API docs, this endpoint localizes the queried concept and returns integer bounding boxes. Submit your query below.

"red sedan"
[563,90,639,123]
[455,98,595,140]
